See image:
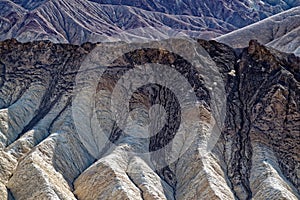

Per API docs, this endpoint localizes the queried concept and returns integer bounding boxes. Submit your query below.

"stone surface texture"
[0,38,299,200]
[1,0,299,45]
[216,6,300,56]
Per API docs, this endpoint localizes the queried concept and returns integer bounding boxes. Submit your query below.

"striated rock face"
[0,39,96,200]
[199,39,300,199]
[1,0,300,44]
[0,38,299,200]
[216,6,300,56]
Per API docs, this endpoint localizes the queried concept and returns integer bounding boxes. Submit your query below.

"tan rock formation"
[0,38,299,200]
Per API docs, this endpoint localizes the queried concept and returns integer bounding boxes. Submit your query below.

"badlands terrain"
[0,0,299,199]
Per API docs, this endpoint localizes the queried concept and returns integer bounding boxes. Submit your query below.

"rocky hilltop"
[0,38,299,200]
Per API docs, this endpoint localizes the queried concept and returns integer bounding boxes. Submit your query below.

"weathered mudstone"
[0,39,299,200]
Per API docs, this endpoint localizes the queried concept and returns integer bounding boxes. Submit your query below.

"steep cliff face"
[199,39,300,199]
[0,38,299,200]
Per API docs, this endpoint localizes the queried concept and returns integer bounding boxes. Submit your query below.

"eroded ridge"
[0,39,299,200]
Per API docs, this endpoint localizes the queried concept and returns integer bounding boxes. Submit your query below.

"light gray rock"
[0,182,8,200]
[216,6,300,56]
[2,0,300,47]
[7,109,94,200]
[0,39,299,200]
[250,142,299,200]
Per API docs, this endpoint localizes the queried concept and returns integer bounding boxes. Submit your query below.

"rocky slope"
[91,0,300,28]
[216,6,300,56]
[1,0,300,44]
[0,38,299,199]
